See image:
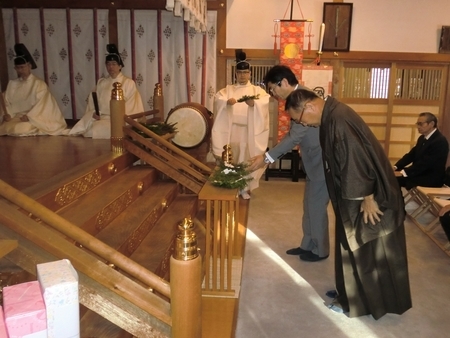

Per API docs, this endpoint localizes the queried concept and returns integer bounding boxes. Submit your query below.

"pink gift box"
[3,281,47,338]
[0,306,8,338]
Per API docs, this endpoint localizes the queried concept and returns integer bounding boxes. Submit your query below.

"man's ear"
[304,101,314,111]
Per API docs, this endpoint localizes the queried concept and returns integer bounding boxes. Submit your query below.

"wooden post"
[153,83,164,121]
[170,217,202,338]
[110,82,125,153]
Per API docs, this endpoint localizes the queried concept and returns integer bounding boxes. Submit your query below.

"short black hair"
[419,112,438,127]
[263,65,298,88]
[285,88,320,112]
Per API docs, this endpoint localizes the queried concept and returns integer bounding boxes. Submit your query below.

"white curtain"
[2,8,216,119]
[165,0,207,32]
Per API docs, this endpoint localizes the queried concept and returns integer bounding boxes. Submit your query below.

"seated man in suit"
[0,43,67,136]
[394,112,449,190]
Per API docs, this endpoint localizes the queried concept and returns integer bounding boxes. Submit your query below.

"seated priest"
[0,43,67,136]
[69,44,144,139]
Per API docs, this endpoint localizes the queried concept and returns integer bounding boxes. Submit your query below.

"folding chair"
[432,197,450,251]
[409,186,450,220]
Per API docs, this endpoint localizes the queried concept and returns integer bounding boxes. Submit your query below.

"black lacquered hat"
[14,43,37,69]
[106,44,124,67]
[235,49,250,70]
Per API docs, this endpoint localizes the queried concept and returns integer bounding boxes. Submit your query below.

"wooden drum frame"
[165,102,213,148]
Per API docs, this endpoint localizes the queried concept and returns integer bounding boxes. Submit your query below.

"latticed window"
[342,65,390,99]
[394,68,442,100]
[342,63,443,101]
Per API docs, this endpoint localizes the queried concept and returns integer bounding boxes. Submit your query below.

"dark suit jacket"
[394,129,449,189]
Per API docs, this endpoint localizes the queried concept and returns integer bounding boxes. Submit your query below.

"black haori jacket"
[319,96,405,251]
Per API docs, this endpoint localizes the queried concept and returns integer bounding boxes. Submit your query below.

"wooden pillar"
[110,82,126,153]
[170,217,202,338]
[153,83,164,120]
[0,11,8,91]
[108,2,118,46]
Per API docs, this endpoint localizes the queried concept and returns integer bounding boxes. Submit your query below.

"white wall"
[226,0,450,53]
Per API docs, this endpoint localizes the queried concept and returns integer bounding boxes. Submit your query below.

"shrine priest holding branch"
[211,49,270,199]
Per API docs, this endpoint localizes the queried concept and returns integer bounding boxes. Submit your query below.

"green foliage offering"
[237,94,260,103]
[209,160,253,189]
[133,122,177,137]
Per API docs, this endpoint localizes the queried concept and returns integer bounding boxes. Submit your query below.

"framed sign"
[322,3,353,52]
[439,26,450,54]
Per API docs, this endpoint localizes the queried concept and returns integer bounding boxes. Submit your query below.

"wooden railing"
[121,114,245,298]
[198,182,243,297]
[123,112,212,194]
[0,180,171,298]
[0,179,202,337]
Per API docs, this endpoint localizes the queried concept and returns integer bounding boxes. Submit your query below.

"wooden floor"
[0,135,112,191]
[0,134,246,338]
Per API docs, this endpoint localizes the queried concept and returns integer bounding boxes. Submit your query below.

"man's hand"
[360,194,384,225]
[20,115,29,122]
[248,154,266,172]
[394,171,403,177]
[245,99,255,107]
[227,98,237,105]
[92,112,100,120]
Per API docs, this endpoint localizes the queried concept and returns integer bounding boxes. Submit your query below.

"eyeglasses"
[291,106,307,126]
[269,81,281,95]
[415,121,429,126]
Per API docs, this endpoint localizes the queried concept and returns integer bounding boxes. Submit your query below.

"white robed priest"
[69,44,144,139]
[211,49,270,199]
[0,43,67,136]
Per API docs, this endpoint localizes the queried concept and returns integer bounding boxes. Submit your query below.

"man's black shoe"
[299,252,329,262]
[326,290,338,298]
[286,247,310,255]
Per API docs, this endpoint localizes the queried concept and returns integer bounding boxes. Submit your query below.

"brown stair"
[0,149,207,337]
[0,112,246,337]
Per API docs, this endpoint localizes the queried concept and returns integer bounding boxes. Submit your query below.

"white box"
[37,259,79,338]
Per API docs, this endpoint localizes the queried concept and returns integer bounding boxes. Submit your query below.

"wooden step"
[56,166,158,236]
[80,309,134,338]
[25,152,138,212]
[95,180,180,257]
[129,194,199,278]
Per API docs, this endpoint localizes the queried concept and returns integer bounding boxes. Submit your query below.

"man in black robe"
[285,88,412,320]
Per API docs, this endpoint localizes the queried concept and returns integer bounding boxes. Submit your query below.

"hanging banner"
[277,20,304,143]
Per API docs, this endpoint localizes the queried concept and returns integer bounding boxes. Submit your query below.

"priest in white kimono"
[211,50,270,199]
[69,44,144,139]
[0,44,67,136]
